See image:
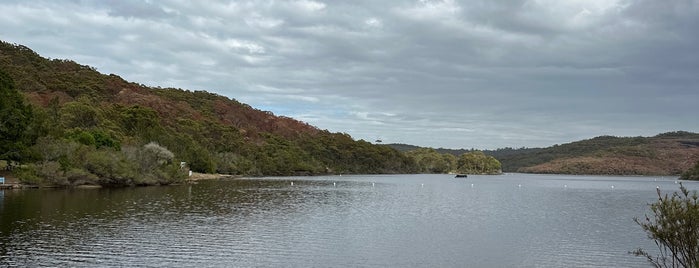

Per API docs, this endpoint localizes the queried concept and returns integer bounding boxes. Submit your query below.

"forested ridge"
[4,40,694,185]
[0,41,418,186]
[391,132,699,176]
[500,133,699,175]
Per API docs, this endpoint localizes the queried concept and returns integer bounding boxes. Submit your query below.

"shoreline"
[186,172,242,182]
[1,172,688,190]
[0,172,242,189]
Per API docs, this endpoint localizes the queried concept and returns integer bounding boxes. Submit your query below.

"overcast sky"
[1,0,697,149]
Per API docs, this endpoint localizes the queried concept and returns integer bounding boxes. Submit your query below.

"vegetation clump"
[456,151,501,175]
[16,138,185,186]
[404,148,501,175]
[487,133,699,175]
[0,41,417,187]
[633,183,699,267]
[0,69,33,169]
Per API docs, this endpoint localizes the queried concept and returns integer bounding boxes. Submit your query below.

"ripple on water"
[0,174,679,267]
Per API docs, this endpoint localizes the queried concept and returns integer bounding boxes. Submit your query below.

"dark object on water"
[455,174,468,178]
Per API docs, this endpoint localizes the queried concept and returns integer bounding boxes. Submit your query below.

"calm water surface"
[1,174,695,267]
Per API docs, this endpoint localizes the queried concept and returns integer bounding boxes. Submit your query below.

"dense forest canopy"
[0,41,420,186]
[503,133,699,175]
[391,132,699,176]
[404,148,501,175]
[1,40,697,185]
[0,69,33,166]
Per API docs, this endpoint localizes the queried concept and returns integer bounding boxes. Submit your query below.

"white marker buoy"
[291,181,294,186]
[421,183,424,187]
[470,183,474,188]
[333,182,336,187]
[611,185,614,189]
[518,184,522,188]
[372,182,375,187]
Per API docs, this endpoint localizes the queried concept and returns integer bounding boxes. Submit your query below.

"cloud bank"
[1,0,697,148]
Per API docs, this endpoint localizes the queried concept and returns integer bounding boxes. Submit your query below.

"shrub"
[123,142,184,185]
[633,183,699,267]
[37,161,70,186]
[84,149,136,185]
[92,130,121,150]
[15,164,42,185]
[142,142,174,165]
[65,168,98,185]
[33,136,80,162]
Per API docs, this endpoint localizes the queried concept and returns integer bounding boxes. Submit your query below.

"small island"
[404,148,502,175]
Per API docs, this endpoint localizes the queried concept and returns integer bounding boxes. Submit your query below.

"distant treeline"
[390,131,699,177]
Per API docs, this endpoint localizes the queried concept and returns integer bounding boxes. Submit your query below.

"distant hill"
[511,132,699,175]
[2,40,696,184]
[0,40,417,185]
[388,143,488,156]
[389,132,699,176]
[385,143,422,152]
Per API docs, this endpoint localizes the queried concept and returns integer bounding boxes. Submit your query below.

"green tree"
[122,142,184,185]
[0,69,33,166]
[119,105,162,141]
[405,148,454,173]
[67,129,97,146]
[457,151,502,174]
[60,100,100,129]
[633,184,699,267]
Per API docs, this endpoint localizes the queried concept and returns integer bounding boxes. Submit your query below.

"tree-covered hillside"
[501,132,699,175]
[390,132,699,176]
[3,41,696,184]
[0,41,417,186]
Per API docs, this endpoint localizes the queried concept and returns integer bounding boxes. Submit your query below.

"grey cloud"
[102,0,170,19]
[0,0,697,149]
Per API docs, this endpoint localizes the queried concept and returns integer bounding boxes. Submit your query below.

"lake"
[0,173,693,267]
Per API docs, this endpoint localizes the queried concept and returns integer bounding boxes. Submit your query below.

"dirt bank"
[187,172,241,182]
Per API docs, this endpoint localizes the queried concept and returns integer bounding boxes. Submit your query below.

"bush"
[32,136,82,165]
[37,161,69,186]
[215,152,256,175]
[15,164,42,185]
[65,168,98,185]
[68,129,96,146]
[157,162,186,185]
[123,142,185,185]
[633,183,699,267]
[84,149,136,185]
[92,130,121,150]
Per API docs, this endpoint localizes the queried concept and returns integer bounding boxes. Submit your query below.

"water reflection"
[0,174,693,267]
